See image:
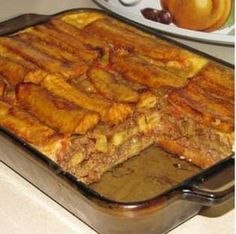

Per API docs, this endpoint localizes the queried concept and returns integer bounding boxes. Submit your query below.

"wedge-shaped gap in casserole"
[63,107,160,184]
[155,104,234,169]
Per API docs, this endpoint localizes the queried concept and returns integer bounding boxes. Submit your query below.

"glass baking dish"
[0,8,234,234]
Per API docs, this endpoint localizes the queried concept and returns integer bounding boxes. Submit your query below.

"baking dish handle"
[0,14,50,36]
[182,157,234,206]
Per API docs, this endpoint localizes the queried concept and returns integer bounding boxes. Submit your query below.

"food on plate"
[141,8,173,24]
[161,0,232,31]
[0,11,234,184]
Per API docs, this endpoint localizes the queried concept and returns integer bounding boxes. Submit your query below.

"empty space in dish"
[90,145,200,202]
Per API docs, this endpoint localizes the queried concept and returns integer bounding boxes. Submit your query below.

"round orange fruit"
[161,0,232,31]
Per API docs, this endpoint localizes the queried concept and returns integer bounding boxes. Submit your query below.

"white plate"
[94,0,234,45]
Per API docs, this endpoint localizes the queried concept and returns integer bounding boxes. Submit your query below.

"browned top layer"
[168,63,234,133]
[0,11,234,183]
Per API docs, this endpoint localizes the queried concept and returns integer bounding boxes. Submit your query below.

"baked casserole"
[0,11,234,184]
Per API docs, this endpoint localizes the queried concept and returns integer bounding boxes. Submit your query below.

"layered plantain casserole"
[0,11,234,185]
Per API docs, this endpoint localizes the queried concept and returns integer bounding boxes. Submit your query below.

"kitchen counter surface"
[0,1,234,234]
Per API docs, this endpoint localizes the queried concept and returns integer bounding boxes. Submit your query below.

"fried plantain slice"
[50,18,108,53]
[168,82,234,133]
[111,54,187,88]
[0,78,6,97]
[155,104,234,169]
[0,55,47,86]
[0,100,69,161]
[14,33,84,64]
[23,27,96,62]
[0,44,36,70]
[191,62,234,103]
[84,18,207,77]
[41,74,133,125]
[0,56,28,86]
[156,135,218,169]
[168,62,234,133]
[0,37,87,80]
[71,75,98,94]
[16,83,99,135]
[88,67,139,103]
[35,25,98,63]
[61,12,106,29]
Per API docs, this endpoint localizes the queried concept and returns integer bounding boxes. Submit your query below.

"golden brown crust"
[0,37,88,80]
[41,74,133,125]
[0,44,37,70]
[168,63,234,133]
[87,66,139,103]
[0,11,233,184]
[0,101,56,145]
[84,18,207,78]
[61,12,107,29]
[0,56,28,86]
[15,83,99,134]
[110,53,188,88]
[156,135,217,168]
[0,78,6,97]
[0,100,69,161]
[50,18,108,53]
[35,25,98,63]
[14,33,85,64]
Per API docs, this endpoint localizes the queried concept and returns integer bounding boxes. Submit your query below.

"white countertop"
[0,1,234,234]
